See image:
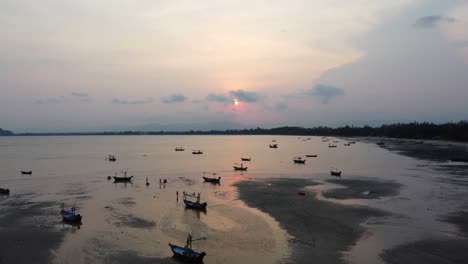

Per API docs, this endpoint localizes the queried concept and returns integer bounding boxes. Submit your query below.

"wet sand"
[0,195,64,264]
[235,178,396,264]
[323,179,402,200]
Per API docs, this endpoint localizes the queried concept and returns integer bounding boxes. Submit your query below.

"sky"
[1,0,468,132]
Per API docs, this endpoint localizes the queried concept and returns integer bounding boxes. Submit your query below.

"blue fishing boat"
[168,243,206,262]
[60,204,82,223]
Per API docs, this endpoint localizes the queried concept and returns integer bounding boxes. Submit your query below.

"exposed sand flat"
[236,178,391,264]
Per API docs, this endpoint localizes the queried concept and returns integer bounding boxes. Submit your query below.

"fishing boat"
[21,170,32,175]
[60,203,82,223]
[330,168,342,177]
[0,188,10,195]
[293,157,306,164]
[344,143,351,146]
[192,150,203,155]
[241,157,251,161]
[306,154,318,158]
[168,243,206,262]
[175,147,185,151]
[376,141,385,146]
[269,144,278,148]
[183,192,207,210]
[233,163,247,171]
[108,155,117,162]
[328,144,337,148]
[202,173,221,183]
[349,141,356,144]
[113,172,133,182]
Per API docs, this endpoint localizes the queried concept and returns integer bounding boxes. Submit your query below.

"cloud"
[206,93,231,103]
[112,98,153,105]
[305,84,344,104]
[414,15,457,28]
[229,90,260,103]
[161,94,187,104]
[274,102,288,111]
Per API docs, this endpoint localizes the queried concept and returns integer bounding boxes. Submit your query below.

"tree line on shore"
[3,121,468,141]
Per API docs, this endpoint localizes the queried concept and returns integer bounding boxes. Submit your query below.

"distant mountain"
[0,128,14,136]
[134,121,249,132]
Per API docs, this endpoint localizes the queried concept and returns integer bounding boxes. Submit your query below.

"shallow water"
[0,136,466,263]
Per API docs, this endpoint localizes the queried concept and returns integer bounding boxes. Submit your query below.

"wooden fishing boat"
[0,188,10,195]
[306,154,318,158]
[241,157,251,161]
[269,144,278,148]
[192,150,203,155]
[168,243,206,262]
[376,141,385,146]
[344,143,351,146]
[330,170,342,176]
[175,147,185,151]
[114,175,133,182]
[183,192,207,210]
[233,163,247,171]
[184,199,208,210]
[60,204,82,223]
[21,170,32,175]
[293,157,306,164]
[108,155,117,162]
[202,176,221,183]
[328,144,337,148]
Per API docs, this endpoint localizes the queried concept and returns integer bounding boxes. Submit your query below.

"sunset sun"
[234,98,240,106]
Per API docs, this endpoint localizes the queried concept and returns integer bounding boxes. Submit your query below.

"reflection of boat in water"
[233,163,247,171]
[202,172,220,183]
[306,154,318,158]
[269,144,278,148]
[293,157,306,164]
[60,203,82,223]
[108,155,116,161]
[113,172,133,182]
[241,157,251,161]
[21,170,32,175]
[183,192,207,210]
[0,187,10,195]
[175,147,185,151]
[192,150,203,155]
[330,168,342,176]
[169,242,206,262]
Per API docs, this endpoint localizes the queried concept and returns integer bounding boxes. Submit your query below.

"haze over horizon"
[2,0,468,133]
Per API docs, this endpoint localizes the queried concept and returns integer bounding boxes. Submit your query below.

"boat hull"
[184,200,207,210]
[202,177,220,183]
[113,176,133,182]
[61,210,82,222]
[330,171,342,176]
[169,243,206,263]
[233,166,247,171]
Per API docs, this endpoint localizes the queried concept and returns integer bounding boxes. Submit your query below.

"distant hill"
[0,128,14,136]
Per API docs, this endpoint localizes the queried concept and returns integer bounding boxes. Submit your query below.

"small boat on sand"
[328,144,337,148]
[21,170,32,175]
[175,147,185,151]
[269,144,278,148]
[0,188,10,195]
[202,172,220,183]
[183,192,207,210]
[113,172,133,182]
[233,163,247,171]
[293,157,306,164]
[169,242,206,262]
[241,157,251,161]
[306,154,318,158]
[108,155,117,162]
[192,150,203,155]
[60,203,82,223]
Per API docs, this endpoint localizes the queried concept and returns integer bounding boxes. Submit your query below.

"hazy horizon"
[2,0,468,133]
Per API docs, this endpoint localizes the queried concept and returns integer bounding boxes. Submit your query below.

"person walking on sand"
[186,234,192,248]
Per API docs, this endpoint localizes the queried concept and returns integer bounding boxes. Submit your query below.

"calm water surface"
[0,136,466,263]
